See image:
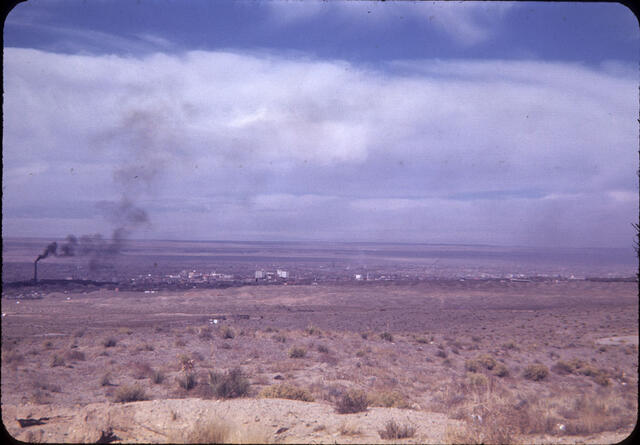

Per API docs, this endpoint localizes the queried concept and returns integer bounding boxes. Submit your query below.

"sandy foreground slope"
[3,398,454,443]
[2,398,631,444]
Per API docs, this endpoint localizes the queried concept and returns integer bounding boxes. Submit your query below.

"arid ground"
[1,279,637,443]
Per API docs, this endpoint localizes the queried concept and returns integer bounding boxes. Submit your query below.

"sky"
[2,0,639,248]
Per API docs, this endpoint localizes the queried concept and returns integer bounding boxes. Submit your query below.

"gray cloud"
[2,48,637,247]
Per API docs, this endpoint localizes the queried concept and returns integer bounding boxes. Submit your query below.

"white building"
[277,269,289,279]
[255,270,264,279]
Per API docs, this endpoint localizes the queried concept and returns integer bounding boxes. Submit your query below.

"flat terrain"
[1,280,637,443]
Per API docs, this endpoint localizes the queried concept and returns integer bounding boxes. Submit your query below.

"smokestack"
[34,260,38,283]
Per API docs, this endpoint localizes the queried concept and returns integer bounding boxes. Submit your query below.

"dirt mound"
[3,397,455,443]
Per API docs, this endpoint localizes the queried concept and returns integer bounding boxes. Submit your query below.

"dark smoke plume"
[34,199,150,271]
[36,242,58,262]
[35,107,170,273]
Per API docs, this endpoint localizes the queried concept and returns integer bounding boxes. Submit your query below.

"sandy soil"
[1,281,637,443]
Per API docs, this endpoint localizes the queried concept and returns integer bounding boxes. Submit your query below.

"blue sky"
[3,0,639,247]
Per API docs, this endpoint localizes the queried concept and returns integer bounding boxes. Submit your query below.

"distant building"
[355,274,363,281]
[255,270,264,279]
[277,269,289,279]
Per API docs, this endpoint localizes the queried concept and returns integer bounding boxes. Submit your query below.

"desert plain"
[1,240,638,443]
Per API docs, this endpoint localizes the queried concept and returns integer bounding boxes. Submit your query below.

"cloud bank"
[2,48,637,247]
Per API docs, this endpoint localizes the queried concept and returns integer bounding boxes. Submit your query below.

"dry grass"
[175,418,271,444]
[113,384,147,403]
[131,362,153,379]
[65,350,86,361]
[368,389,411,408]
[3,350,24,365]
[338,422,362,436]
[378,420,416,439]
[260,383,314,402]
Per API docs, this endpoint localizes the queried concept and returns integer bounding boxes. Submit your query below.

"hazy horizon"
[3,1,638,248]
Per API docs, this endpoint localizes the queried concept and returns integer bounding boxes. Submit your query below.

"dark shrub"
[523,364,549,381]
[335,389,369,414]
[288,346,306,358]
[178,372,198,390]
[114,384,147,403]
[208,368,249,398]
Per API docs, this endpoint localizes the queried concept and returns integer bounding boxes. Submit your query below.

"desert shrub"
[100,373,112,386]
[436,349,448,358]
[66,350,86,361]
[177,354,194,370]
[360,332,369,340]
[178,372,198,390]
[175,338,187,347]
[493,362,509,377]
[3,351,24,364]
[220,326,235,339]
[317,344,329,353]
[467,372,489,389]
[305,325,321,336]
[593,373,610,386]
[118,327,133,335]
[220,342,232,350]
[523,364,549,381]
[136,343,155,352]
[380,332,394,342]
[465,359,481,372]
[368,390,410,408]
[502,341,519,351]
[415,336,429,344]
[132,362,153,379]
[73,328,86,338]
[113,384,147,403]
[552,358,590,376]
[198,326,213,339]
[208,368,249,398]
[151,370,165,384]
[378,420,416,439]
[103,337,117,348]
[50,354,65,367]
[272,334,287,343]
[477,354,497,370]
[260,384,314,402]
[34,381,61,393]
[288,346,306,358]
[335,389,369,414]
